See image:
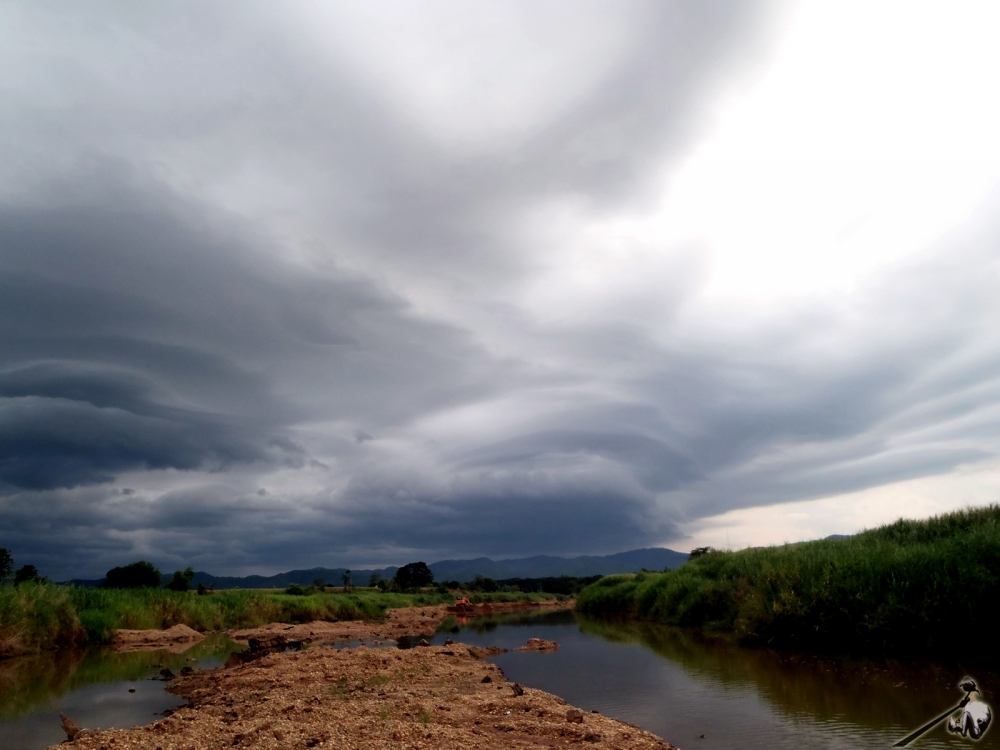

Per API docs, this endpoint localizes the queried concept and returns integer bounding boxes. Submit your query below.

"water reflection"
[576,617,987,731]
[0,636,241,749]
[438,612,1000,750]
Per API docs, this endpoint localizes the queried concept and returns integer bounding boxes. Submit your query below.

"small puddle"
[0,635,242,749]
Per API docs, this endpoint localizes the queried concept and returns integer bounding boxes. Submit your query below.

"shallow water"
[2,613,996,749]
[0,635,240,749]
[435,610,1000,749]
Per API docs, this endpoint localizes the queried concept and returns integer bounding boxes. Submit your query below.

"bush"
[166,567,195,592]
[103,561,162,589]
[14,564,41,585]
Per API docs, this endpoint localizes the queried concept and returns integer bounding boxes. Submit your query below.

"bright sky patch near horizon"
[2,1,999,578]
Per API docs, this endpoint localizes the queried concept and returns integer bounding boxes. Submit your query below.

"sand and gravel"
[56,601,679,749]
[56,640,678,749]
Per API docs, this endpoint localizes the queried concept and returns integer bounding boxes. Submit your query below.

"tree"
[368,572,382,588]
[14,564,40,585]
[103,561,162,589]
[166,567,195,592]
[471,575,498,593]
[342,569,352,592]
[394,561,433,591]
[0,548,12,582]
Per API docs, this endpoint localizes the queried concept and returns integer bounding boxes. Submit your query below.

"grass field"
[577,505,1000,660]
[0,585,551,657]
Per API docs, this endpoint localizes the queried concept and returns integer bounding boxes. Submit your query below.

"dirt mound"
[113,623,204,652]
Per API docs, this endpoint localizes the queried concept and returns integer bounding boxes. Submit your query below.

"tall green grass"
[0,587,408,657]
[0,582,85,656]
[577,505,1000,660]
[0,585,554,658]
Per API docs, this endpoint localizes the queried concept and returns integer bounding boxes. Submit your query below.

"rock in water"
[60,713,82,741]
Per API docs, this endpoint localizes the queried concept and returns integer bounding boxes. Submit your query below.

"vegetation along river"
[2,610,997,749]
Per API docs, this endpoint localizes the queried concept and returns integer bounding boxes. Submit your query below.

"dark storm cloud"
[0,394,272,491]
[4,1,998,580]
[325,487,676,562]
[0,168,508,496]
[457,429,700,493]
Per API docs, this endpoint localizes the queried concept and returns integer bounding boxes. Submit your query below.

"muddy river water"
[1,611,996,749]
[0,635,239,749]
[437,610,999,750]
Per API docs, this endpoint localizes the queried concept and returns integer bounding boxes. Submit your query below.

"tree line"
[3,550,596,595]
[0,547,43,585]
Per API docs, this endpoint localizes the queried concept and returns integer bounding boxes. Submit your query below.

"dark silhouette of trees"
[471,575,498,592]
[14,564,41,585]
[394,561,433,590]
[103,561,162,588]
[0,548,12,582]
[166,567,195,591]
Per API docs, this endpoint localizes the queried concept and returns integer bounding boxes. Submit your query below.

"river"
[1,611,996,749]
[436,610,999,749]
[0,635,239,749]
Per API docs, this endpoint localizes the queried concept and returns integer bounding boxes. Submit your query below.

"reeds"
[577,505,1000,660]
[0,585,552,658]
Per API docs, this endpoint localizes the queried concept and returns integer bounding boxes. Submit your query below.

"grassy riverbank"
[577,505,1000,660]
[0,585,553,658]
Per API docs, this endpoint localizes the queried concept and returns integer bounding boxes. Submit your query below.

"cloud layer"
[2,2,1000,578]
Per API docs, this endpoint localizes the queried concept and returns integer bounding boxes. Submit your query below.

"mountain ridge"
[68,547,689,588]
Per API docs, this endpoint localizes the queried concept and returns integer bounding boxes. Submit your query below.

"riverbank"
[0,585,561,659]
[577,505,1000,661]
[224,599,571,649]
[104,599,570,654]
[54,637,676,750]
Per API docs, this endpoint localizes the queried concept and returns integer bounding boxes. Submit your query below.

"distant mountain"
[67,547,689,588]
[190,566,396,590]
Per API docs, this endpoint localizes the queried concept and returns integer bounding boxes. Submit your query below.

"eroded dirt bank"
[56,641,678,750]
[225,600,572,648]
[113,624,205,653]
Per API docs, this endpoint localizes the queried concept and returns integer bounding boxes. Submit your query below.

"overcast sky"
[3,2,1000,579]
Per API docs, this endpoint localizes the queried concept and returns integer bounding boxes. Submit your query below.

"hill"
[69,547,689,588]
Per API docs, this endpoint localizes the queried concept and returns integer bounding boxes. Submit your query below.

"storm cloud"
[3,2,1000,578]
